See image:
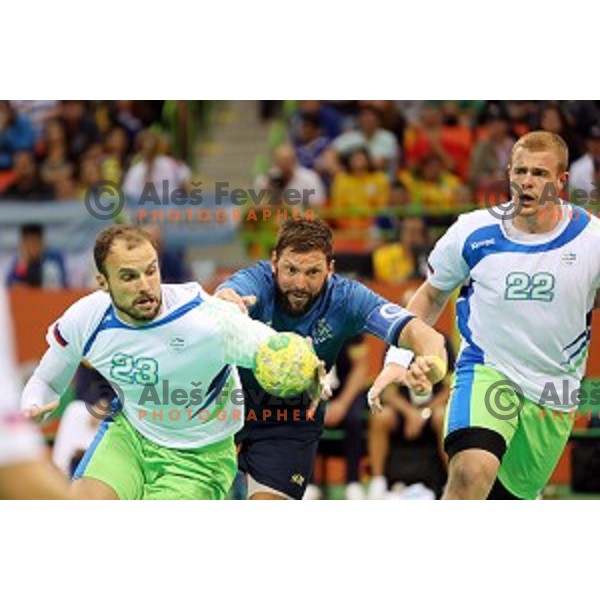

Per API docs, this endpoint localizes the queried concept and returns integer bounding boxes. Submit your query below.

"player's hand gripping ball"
[255,333,319,397]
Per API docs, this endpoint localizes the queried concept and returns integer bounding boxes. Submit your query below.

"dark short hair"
[274,218,333,263]
[94,225,156,277]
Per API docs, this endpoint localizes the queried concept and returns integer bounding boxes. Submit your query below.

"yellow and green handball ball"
[254,332,319,397]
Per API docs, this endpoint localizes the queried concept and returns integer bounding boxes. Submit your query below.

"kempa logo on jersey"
[470,238,496,251]
[484,379,600,422]
[83,179,316,222]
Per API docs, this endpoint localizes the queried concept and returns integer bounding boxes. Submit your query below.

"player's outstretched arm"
[399,320,446,386]
[210,296,277,369]
[214,288,257,314]
[394,282,454,393]
[368,362,407,413]
[367,346,413,413]
[210,298,329,415]
[21,347,79,422]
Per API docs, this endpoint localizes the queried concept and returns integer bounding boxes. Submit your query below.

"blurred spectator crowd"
[255,100,600,283]
[0,100,206,288]
[4,99,600,290]
[0,100,198,202]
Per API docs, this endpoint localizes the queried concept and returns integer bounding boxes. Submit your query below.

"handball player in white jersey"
[372,131,600,499]
[21,225,318,500]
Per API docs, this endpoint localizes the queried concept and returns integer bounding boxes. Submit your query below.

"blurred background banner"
[0,201,107,254]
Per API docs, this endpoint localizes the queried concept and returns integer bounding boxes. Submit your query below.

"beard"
[110,291,162,323]
[275,284,325,316]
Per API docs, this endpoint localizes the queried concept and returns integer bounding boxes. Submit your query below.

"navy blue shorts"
[236,406,325,500]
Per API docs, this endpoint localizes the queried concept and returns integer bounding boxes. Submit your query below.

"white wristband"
[384,346,414,369]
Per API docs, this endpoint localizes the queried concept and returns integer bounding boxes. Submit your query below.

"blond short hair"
[511,131,569,174]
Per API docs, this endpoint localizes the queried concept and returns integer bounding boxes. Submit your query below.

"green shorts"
[73,412,237,500]
[444,364,574,499]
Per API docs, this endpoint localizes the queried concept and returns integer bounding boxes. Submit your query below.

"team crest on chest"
[312,318,333,345]
[168,335,187,354]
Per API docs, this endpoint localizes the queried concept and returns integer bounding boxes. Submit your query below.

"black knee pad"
[444,427,507,462]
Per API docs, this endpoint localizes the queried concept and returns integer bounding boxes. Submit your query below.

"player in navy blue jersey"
[216,218,446,499]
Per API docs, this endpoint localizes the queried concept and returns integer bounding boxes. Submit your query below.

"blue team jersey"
[218,261,414,417]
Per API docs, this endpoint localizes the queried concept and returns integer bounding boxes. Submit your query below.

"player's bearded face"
[509,148,568,220]
[99,240,162,325]
[272,249,333,315]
